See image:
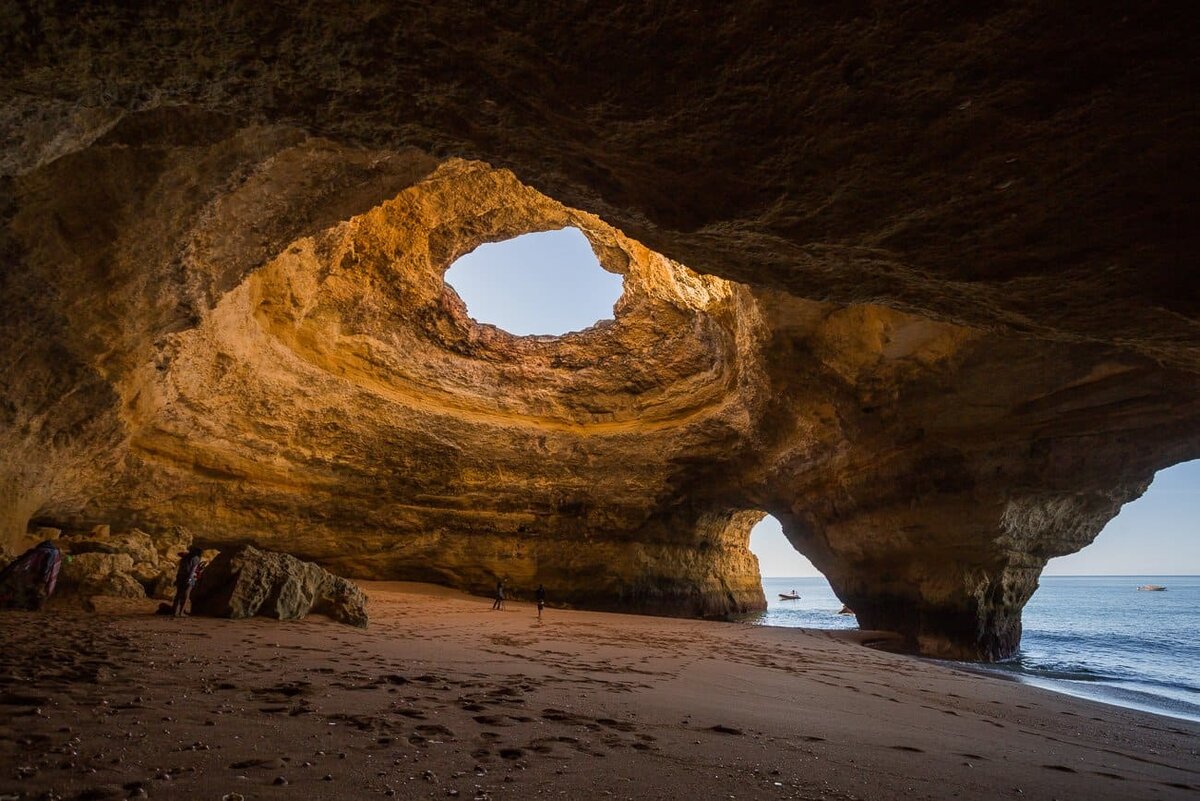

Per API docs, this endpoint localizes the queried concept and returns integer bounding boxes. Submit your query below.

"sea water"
[749,575,1200,723]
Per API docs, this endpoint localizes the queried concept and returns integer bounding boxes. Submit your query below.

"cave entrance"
[443,226,624,336]
[1014,460,1199,716]
[746,514,857,630]
[1044,458,1200,575]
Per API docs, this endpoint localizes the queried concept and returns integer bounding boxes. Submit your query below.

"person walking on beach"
[0,540,63,611]
[535,583,546,622]
[172,546,203,617]
[492,579,505,611]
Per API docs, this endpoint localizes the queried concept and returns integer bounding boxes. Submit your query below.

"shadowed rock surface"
[192,545,368,627]
[1,3,1197,658]
[47,526,197,606]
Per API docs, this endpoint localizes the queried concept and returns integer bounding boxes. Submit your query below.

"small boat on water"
[1137,584,1167,591]
[778,592,801,600]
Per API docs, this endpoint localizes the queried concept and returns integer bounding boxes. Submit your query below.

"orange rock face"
[1,5,1197,658]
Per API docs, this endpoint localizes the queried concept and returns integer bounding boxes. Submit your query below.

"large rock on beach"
[47,525,202,603]
[191,545,368,627]
[57,552,145,600]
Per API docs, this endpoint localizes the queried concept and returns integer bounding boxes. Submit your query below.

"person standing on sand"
[535,583,546,621]
[492,579,505,611]
[172,546,203,617]
[0,540,63,610]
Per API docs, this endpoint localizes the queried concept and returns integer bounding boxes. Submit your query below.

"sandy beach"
[1,582,1196,801]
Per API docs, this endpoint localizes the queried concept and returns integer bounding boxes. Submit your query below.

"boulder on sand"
[57,552,146,600]
[191,545,368,627]
[56,525,201,600]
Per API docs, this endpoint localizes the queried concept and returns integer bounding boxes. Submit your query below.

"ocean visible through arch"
[747,575,1200,724]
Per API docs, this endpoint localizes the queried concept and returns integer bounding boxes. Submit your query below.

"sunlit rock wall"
[2,3,1198,658]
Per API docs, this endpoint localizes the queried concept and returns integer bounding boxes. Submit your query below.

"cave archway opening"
[746,514,858,630]
[1008,459,1200,717]
[1044,458,1200,577]
[443,226,624,336]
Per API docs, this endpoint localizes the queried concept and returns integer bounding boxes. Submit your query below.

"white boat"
[1136,584,1167,591]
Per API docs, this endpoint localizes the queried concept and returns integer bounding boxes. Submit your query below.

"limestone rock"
[153,527,194,562]
[1,5,1198,660]
[129,561,162,585]
[191,545,368,627]
[144,572,176,601]
[64,529,158,566]
[57,553,145,600]
[52,527,193,602]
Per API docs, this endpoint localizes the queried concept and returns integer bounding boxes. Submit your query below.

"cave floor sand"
[1,582,1197,801]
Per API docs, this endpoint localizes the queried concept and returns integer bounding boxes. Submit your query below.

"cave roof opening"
[442,226,624,337]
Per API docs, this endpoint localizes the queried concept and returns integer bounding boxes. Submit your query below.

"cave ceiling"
[1,2,1197,659]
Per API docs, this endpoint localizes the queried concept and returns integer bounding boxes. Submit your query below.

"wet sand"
[1,581,1196,800]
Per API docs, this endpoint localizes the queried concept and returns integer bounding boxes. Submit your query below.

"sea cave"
[1,4,1197,799]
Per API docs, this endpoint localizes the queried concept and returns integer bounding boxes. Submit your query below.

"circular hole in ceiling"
[443,226,624,336]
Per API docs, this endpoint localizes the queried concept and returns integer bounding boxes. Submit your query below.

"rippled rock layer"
[1,3,1197,658]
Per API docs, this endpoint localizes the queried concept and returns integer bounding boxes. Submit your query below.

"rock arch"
[2,5,1199,660]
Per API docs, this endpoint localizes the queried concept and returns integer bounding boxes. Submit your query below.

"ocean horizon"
[748,574,1200,724]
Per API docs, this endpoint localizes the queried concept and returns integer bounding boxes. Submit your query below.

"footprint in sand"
[473,714,517,727]
[540,708,597,728]
[229,757,286,770]
[375,674,409,686]
[596,718,636,732]
[414,724,455,739]
[395,709,426,719]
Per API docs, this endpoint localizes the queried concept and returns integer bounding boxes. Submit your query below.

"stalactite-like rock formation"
[2,3,1197,659]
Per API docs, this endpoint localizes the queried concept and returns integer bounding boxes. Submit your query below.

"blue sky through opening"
[444,227,623,336]
[750,459,1200,576]
[445,227,1196,577]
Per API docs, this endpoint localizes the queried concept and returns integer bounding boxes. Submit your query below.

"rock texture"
[0,4,1197,658]
[48,526,199,604]
[56,552,145,602]
[191,546,368,627]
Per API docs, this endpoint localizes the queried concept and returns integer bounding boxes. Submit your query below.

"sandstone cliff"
[1,3,1197,658]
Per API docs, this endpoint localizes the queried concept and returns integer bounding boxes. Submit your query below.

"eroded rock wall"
[3,137,773,619]
[2,5,1198,658]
